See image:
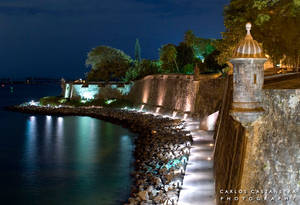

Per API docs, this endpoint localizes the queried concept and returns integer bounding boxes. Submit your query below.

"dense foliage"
[123,59,160,82]
[203,50,228,73]
[184,30,216,60]
[86,46,132,81]
[156,32,219,76]
[176,42,194,73]
[217,0,300,70]
[85,32,222,83]
[159,44,179,73]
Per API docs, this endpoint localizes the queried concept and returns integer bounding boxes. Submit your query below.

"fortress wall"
[127,74,197,113]
[127,74,226,116]
[64,83,131,100]
[63,74,226,117]
[214,77,300,204]
[241,89,300,205]
[213,76,246,205]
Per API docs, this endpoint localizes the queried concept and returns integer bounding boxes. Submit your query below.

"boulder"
[138,190,149,201]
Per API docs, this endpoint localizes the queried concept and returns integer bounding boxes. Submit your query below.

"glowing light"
[209,143,214,147]
[110,84,117,89]
[140,104,145,111]
[105,99,117,105]
[29,100,38,106]
[157,77,167,106]
[82,92,94,100]
[185,95,192,112]
[155,107,161,113]
[64,84,71,98]
[196,54,205,62]
[183,113,188,120]
[207,111,219,131]
[56,117,64,138]
[179,128,215,205]
[74,84,99,101]
[117,83,132,95]
[45,115,52,148]
[142,79,151,104]
[24,115,37,174]
[81,99,87,103]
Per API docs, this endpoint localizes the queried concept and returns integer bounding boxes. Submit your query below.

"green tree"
[218,0,300,70]
[183,30,216,60]
[184,30,196,47]
[85,46,132,81]
[204,50,227,73]
[159,44,179,73]
[176,42,194,72]
[123,59,160,82]
[134,38,141,63]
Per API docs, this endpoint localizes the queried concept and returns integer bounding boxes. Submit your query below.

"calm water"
[0,84,135,205]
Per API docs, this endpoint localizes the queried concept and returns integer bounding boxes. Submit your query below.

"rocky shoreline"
[7,105,193,205]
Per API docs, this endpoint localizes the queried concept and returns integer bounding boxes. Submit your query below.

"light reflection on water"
[24,116,38,178]
[19,115,135,205]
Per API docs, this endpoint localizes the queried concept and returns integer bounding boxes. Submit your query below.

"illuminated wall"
[63,76,225,117]
[72,84,99,100]
[63,83,132,101]
[127,74,225,115]
[64,84,71,98]
[127,74,226,116]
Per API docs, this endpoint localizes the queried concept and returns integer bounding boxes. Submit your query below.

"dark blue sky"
[0,0,230,79]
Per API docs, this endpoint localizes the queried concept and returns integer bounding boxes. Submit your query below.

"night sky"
[0,0,230,79]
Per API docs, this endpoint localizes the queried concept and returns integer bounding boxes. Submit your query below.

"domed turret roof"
[232,23,265,58]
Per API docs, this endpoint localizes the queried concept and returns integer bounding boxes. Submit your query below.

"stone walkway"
[178,120,216,205]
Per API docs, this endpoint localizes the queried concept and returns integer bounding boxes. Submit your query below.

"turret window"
[253,74,257,84]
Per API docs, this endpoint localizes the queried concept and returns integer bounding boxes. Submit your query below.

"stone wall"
[214,76,246,205]
[63,75,226,117]
[127,74,226,116]
[194,76,226,118]
[239,89,300,204]
[64,83,132,100]
[127,74,197,113]
[214,77,300,204]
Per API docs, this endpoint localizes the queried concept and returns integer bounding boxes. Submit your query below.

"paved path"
[178,120,216,205]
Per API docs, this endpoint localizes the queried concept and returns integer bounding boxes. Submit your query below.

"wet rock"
[138,190,149,201]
